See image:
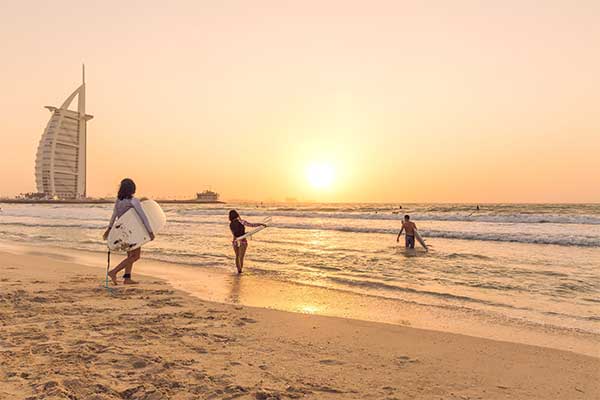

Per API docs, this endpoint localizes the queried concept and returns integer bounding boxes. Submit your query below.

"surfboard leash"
[104,250,114,295]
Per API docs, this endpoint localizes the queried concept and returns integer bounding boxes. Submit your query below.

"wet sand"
[0,249,598,399]
[1,241,597,358]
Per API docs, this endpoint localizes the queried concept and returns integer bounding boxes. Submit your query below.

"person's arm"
[132,198,155,240]
[103,201,118,240]
[240,219,266,228]
[396,226,404,242]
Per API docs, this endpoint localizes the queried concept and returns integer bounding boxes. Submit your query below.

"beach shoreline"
[1,240,598,359]
[1,247,598,399]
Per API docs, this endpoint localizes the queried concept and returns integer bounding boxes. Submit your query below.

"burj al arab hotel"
[34,67,93,199]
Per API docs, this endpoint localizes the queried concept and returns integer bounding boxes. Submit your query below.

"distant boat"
[196,190,220,202]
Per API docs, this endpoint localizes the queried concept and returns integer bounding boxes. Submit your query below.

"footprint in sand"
[147,298,183,308]
[319,359,344,365]
[395,355,419,366]
[120,385,163,400]
[133,360,148,369]
[255,389,283,399]
[207,308,228,314]
[152,289,175,295]
[179,311,195,318]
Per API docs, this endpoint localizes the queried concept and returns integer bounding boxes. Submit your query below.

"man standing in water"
[396,214,417,249]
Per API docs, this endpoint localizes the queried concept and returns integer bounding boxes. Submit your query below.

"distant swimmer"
[396,214,417,249]
[468,205,480,217]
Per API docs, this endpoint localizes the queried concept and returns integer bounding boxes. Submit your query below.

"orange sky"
[1,0,599,202]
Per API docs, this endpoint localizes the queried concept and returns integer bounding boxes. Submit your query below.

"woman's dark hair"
[229,210,240,222]
[118,178,136,200]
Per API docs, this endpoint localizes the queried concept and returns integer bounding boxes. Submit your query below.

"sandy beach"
[2,0,599,398]
[1,248,598,400]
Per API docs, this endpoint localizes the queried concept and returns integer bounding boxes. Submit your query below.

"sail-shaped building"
[35,67,93,199]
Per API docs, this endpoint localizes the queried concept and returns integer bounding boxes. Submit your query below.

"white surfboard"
[107,200,166,252]
[414,229,429,251]
[234,217,271,243]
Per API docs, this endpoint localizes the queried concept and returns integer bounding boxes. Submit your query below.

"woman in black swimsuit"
[229,210,265,274]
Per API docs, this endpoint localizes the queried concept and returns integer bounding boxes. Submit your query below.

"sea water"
[1,202,599,349]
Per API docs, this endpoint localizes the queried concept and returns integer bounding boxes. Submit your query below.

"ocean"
[1,202,599,349]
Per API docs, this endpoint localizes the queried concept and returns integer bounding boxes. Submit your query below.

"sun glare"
[306,163,334,189]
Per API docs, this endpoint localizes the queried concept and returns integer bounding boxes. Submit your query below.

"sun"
[306,163,335,189]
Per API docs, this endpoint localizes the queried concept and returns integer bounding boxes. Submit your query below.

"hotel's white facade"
[35,68,93,199]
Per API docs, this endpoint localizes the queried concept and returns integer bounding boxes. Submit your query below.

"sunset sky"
[1,0,598,202]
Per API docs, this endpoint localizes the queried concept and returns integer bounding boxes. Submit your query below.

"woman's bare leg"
[123,248,141,284]
[238,242,248,273]
[233,244,241,273]
[107,255,133,285]
[107,248,140,285]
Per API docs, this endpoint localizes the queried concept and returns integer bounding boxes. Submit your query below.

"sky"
[0,0,599,203]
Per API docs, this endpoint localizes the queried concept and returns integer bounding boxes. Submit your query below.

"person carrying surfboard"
[396,214,417,249]
[102,178,155,285]
[229,210,266,274]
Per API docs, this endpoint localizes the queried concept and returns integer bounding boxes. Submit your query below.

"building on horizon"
[34,66,93,199]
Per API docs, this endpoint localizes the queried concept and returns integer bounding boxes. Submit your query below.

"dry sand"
[0,250,598,400]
